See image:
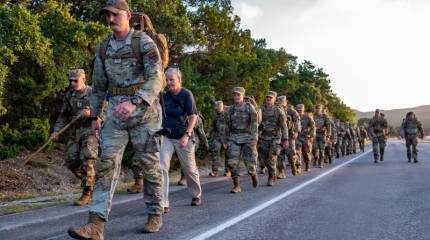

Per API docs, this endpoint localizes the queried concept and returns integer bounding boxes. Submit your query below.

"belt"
[108,82,145,96]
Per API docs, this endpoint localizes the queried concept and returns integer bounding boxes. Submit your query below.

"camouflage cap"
[233,87,245,96]
[68,69,85,80]
[244,95,254,100]
[100,0,130,14]
[296,104,305,111]
[265,91,277,98]
[215,100,223,107]
[315,103,323,109]
[277,96,287,106]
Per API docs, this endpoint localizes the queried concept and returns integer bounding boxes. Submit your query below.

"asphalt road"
[1,141,430,240]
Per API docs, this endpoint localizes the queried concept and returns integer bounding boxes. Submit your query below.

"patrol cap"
[244,95,254,100]
[100,0,130,14]
[315,103,323,109]
[265,91,277,98]
[233,87,245,96]
[68,69,85,80]
[215,100,223,107]
[277,96,287,107]
[296,104,304,111]
[375,109,380,113]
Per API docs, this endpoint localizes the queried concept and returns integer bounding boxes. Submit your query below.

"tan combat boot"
[251,174,259,188]
[209,170,218,177]
[267,174,275,187]
[291,163,297,176]
[74,187,93,206]
[230,177,241,193]
[143,214,163,233]
[224,169,232,177]
[177,172,187,186]
[277,166,287,179]
[127,177,143,194]
[305,162,311,172]
[68,213,105,240]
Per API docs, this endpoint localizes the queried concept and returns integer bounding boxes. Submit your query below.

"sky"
[231,0,430,112]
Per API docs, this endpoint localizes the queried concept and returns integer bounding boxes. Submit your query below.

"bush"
[0,118,50,160]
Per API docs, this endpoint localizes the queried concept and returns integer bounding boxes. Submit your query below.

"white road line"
[190,150,372,240]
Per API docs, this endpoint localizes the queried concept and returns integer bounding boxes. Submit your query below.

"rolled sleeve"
[90,44,108,118]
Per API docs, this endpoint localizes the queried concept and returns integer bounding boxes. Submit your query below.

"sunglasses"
[69,79,78,83]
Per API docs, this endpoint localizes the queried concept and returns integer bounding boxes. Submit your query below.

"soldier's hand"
[50,132,59,142]
[250,139,257,148]
[113,101,136,120]
[91,119,102,140]
[179,134,189,148]
[282,140,289,149]
[223,144,228,150]
[292,132,298,140]
[81,107,91,118]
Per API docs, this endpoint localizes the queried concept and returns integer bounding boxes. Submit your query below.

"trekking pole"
[23,115,82,165]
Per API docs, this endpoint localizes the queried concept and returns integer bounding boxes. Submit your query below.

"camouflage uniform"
[344,123,352,155]
[296,104,315,172]
[368,112,388,162]
[53,69,99,205]
[208,101,228,174]
[89,29,164,220]
[358,126,368,152]
[334,119,344,158]
[246,95,264,173]
[325,116,336,164]
[400,113,424,162]
[225,88,259,179]
[258,91,288,185]
[313,107,331,168]
[277,96,301,177]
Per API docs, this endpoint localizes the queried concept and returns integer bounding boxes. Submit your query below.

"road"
[1,141,430,240]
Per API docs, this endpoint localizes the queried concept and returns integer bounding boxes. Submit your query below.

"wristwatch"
[185,131,192,137]
[130,96,142,106]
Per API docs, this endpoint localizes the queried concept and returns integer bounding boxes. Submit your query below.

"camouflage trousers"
[342,138,350,155]
[296,136,313,167]
[358,139,365,152]
[65,126,98,189]
[278,139,299,170]
[258,139,281,176]
[209,139,227,172]
[227,141,258,178]
[90,116,163,220]
[371,135,386,160]
[314,134,326,167]
[335,136,343,157]
[405,135,418,160]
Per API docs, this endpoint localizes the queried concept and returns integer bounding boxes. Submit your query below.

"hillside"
[355,105,430,129]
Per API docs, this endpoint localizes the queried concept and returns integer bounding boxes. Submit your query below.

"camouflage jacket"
[53,86,93,133]
[259,104,288,143]
[299,113,316,138]
[400,118,424,138]
[359,128,369,139]
[368,117,388,137]
[90,29,163,121]
[314,113,331,137]
[336,123,346,138]
[208,110,227,143]
[285,105,301,136]
[194,114,209,149]
[225,102,258,144]
[329,119,337,139]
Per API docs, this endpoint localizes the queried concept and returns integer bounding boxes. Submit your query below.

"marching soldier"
[296,104,316,172]
[400,112,424,163]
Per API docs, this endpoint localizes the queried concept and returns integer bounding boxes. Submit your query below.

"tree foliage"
[0,0,356,158]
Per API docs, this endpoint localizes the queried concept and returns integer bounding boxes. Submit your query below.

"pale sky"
[232,0,430,112]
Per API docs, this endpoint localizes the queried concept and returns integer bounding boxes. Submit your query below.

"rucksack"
[98,12,169,78]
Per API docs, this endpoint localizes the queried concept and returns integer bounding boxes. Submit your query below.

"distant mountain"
[355,105,430,129]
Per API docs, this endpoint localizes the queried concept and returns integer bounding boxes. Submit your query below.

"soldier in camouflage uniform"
[344,122,352,155]
[296,104,316,172]
[323,110,336,164]
[258,91,289,186]
[51,69,100,207]
[368,109,388,163]
[400,112,424,163]
[68,1,165,238]
[334,119,344,158]
[358,125,368,152]
[225,87,259,193]
[245,95,264,174]
[208,101,230,177]
[350,123,359,154]
[276,96,301,178]
[313,104,331,168]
